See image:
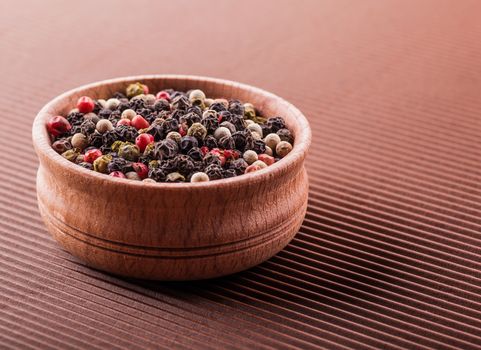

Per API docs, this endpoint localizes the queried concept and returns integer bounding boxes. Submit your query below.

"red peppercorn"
[245,164,261,173]
[218,114,223,123]
[47,115,71,137]
[179,126,187,136]
[77,96,95,114]
[210,148,221,155]
[200,146,209,155]
[219,155,226,166]
[84,149,102,163]
[131,115,150,130]
[117,119,131,126]
[109,171,126,178]
[142,84,149,94]
[258,154,275,166]
[223,149,235,159]
[232,150,240,159]
[156,91,170,101]
[132,162,148,179]
[135,133,154,153]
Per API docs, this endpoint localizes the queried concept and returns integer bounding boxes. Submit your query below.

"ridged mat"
[1,1,480,349]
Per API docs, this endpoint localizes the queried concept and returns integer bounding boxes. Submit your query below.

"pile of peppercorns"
[47,82,294,183]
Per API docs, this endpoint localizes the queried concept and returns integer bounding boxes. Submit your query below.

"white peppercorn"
[276,141,293,158]
[247,123,263,138]
[105,98,120,110]
[243,150,258,165]
[252,160,268,169]
[97,99,107,108]
[143,178,156,183]
[214,127,231,140]
[126,171,141,181]
[121,109,136,120]
[264,133,281,150]
[251,131,262,140]
[265,145,273,156]
[245,119,255,126]
[220,121,236,134]
[71,133,88,150]
[96,119,114,133]
[84,112,100,124]
[190,172,210,182]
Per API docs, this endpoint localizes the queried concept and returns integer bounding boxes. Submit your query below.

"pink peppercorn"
[179,126,187,136]
[109,171,126,178]
[200,146,209,155]
[117,119,131,126]
[132,162,148,179]
[258,154,275,166]
[47,116,71,137]
[142,84,149,94]
[245,164,261,173]
[84,149,102,163]
[156,91,170,101]
[131,115,149,130]
[219,155,226,166]
[135,133,154,153]
[210,148,221,156]
[77,96,95,114]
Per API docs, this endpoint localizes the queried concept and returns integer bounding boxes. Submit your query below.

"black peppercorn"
[218,135,235,150]
[161,117,179,135]
[153,139,179,160]
[209,102,227,113]
[228,100,245,116]
[252,139,267,154]
[171,95,191,111]
[88,131,104,148]
[174,154,195,176]
[266,117,285,133]
[78,162,93,170]
[148,168,166,182]
[277,128,294,144]
[201,114,219,133]
[79,120,96,135]
[228,158,248,175]
[203,135,218,149]
[223,168,237,178]
[180,112,201,127]
[187,147,203,161]
[204,163,224,180]
[180,136,198,153]
[231,131,247,151]
[153,99,170,112]
[98,109,112,120]
[107,157,132,173]
[203,153,222,167]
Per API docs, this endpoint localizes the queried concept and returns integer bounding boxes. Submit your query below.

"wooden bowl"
[32,75,311,280]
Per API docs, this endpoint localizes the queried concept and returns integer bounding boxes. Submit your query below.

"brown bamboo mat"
[1,1,481,349]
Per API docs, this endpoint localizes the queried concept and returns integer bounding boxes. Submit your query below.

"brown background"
[1,0,481,349]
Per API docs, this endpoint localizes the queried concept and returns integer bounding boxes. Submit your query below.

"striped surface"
[1,0,481,349]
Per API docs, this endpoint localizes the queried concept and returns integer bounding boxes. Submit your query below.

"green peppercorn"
[126,82,145,98]
[61,149,79,162]
[243,103,256,119]
[71,133,88,150]
[93,155,113,173]
[166,172,185,182]
[118,142,140,161]
[187,122,207,140]
[148,160,159,169]
[276,141,293,158]
[166,131,182,144]
[143,143,155,157]
[111,141,124,153]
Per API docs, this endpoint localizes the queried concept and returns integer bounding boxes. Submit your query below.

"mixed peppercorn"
[47,83,294,183]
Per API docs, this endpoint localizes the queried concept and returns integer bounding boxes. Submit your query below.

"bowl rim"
[32,74,311,190]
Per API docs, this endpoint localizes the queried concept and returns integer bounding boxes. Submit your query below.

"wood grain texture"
[32,75,311,280]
